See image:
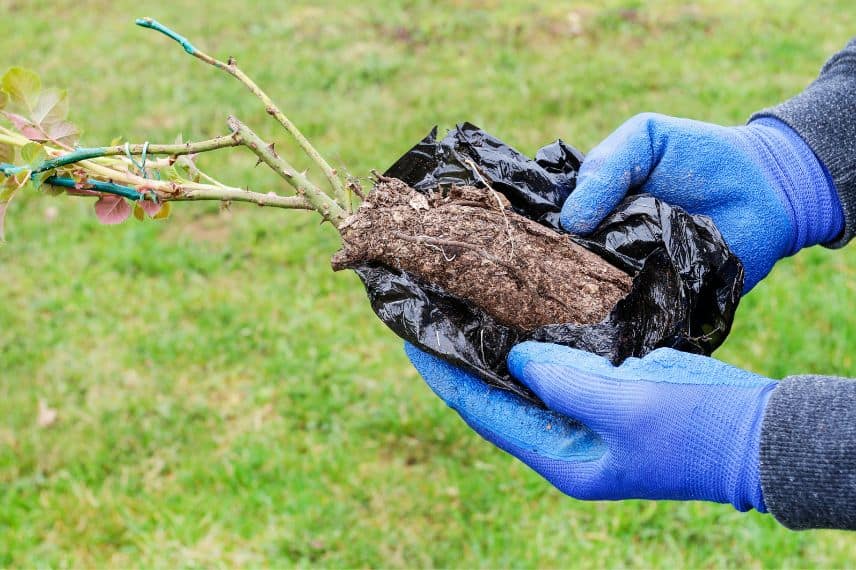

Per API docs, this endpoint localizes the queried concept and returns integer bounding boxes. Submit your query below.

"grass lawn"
[2,0,855,566]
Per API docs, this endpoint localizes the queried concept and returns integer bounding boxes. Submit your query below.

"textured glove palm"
[406,342,776,512]
[561,114,843,291]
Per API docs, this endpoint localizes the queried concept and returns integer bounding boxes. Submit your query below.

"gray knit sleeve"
[751,38,856,247]
[760,376,856,530]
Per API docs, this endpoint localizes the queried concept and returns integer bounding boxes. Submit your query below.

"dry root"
[332,179,632,331]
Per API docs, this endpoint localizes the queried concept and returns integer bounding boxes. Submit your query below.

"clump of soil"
[331,178,632,331]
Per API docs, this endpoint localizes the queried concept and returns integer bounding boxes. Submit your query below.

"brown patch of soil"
[331,178,632,331]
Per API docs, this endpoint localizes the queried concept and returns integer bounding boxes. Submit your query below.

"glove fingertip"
[560,184,609,235]
[506,341,538,380]
[509,343,615,377]
[513,345,633,415]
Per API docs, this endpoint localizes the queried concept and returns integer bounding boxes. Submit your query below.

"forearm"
[751,38,856,247]
[760,375,856,530]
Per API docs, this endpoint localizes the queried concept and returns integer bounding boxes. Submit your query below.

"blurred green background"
[1,0,855,566]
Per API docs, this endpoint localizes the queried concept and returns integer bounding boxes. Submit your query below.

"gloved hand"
[406,342,777,512]
[561,113,844,292]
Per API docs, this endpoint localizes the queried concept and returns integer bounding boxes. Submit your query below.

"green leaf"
[0,91,8,110]
[21,142,46,165]
[1,67,41,113]
[31,169,55,191]
[31,88,68,125]
[133,202,146,221]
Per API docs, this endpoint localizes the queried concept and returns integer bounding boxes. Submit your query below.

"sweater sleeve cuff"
[760,376,856,530]
[750,38,856,248]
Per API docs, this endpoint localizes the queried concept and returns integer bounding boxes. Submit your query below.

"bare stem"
[47,175,312,210]
[228,116,346,226]
[102,134,242,158]
[22,121,323,214]
[0,133,242,177]
[136,17,349,208]
[4,22,352,226]
[168,186,312,209]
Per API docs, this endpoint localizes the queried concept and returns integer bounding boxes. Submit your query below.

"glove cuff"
[735,383,775,513]
[740,117,844,254]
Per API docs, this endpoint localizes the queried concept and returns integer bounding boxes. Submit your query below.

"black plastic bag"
[355,123,743,405]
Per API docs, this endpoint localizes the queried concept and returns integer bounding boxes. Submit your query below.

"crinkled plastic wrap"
[355,123,743,404]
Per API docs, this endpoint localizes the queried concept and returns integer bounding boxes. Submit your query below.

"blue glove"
[406,342,776,512]
[561,114,844,292]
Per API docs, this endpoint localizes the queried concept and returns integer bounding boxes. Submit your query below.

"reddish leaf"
[3,111,44,141]
[44,119,80,147]
[31,88,68,126]
[93,194,131,224]
[139,197,162,217]
[2,110,79,147]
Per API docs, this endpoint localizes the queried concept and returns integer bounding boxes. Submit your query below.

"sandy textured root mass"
[331,178,633,332]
